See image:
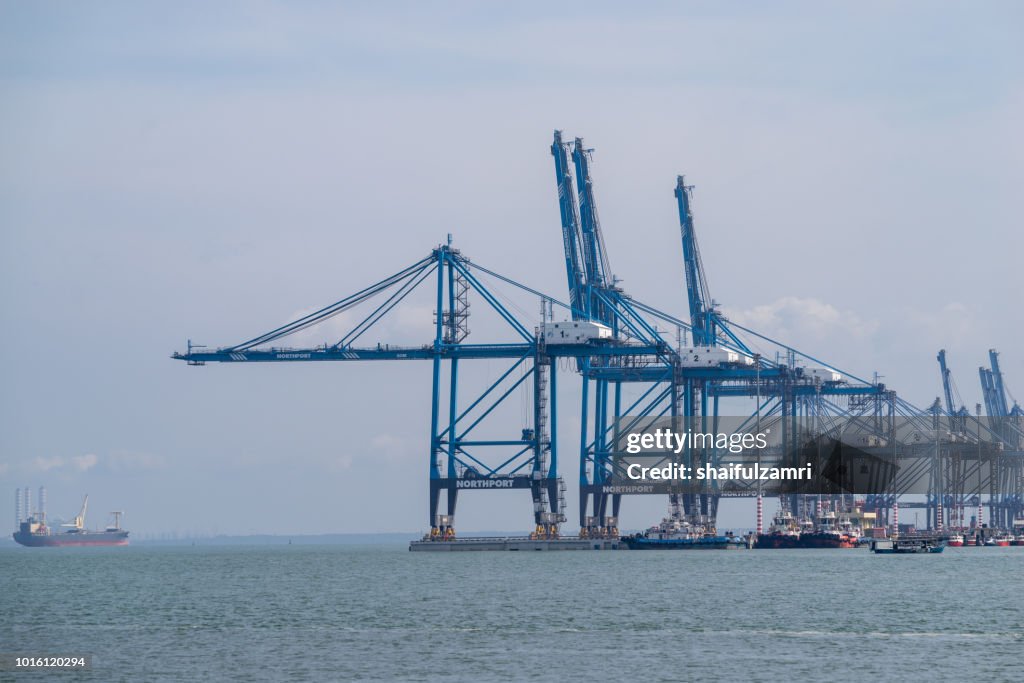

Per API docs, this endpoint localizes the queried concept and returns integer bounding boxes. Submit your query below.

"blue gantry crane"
[551,130,677,536]
[921,348,1023,533]
[175,238,667,539]
[175,131,982,539]
[548,132,899,535]
[978,349,1023,528]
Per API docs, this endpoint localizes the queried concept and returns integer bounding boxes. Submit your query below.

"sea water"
[1,543,1021,681]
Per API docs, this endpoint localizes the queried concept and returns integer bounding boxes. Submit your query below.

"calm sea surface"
[1,543,1021,682]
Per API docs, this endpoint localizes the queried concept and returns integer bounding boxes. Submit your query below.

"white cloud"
[27,453,99,473]
[104,451,165,471]
[72,454,99,471]
[727,296,879,347]
[327,454,355,472]
[16,451,163,475]
[30,456,70,472]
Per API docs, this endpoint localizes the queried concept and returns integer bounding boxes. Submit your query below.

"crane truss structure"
[920,349,1024,532]
[174,131,1022,536]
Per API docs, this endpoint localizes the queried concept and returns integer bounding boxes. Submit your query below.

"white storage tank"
[542,321,613,344]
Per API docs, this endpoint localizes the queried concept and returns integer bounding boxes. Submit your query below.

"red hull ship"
[14,526,129,547]
[756,532,858,549]
[12,493,128,548]
[755,508,861,549]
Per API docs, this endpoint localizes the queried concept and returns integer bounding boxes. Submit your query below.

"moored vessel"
[755,508,861,549]
[871,537,945,554]
[622,512,749,550]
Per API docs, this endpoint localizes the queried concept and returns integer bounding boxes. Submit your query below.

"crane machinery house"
[541,321,613,344]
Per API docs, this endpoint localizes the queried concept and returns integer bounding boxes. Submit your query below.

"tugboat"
[755,509,860,549]
[871,537,945,554]
[1012,534,1024,547]
[993,534,1012,547]
[622,512,748,550]
[947,534,965,547]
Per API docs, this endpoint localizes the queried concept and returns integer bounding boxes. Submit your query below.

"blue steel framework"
[550,131,901,536]
[977,350,1023,529]
[909,347,1024,533]
[173,133,903,537]
[919,349,1024,531]
[175,241,669,538]
[174,132,1022,536]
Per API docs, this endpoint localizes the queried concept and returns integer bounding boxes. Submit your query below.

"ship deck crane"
[62,494,88,530]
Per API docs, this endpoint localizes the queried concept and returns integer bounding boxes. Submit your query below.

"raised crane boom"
[937,349,957,415]
[72,494,88,529]
[980,366,998,417]
[571,138,611,291]
[550,131,586,319]
[674,176,716,346]
[989,349,1010,417]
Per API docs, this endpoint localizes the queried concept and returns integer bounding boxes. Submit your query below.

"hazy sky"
[1,2,1021,535]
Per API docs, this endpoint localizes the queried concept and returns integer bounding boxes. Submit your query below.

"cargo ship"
[13,493,129,547]
[622,513,750,550]
[755,509,861,549]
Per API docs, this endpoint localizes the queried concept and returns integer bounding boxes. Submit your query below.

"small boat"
[947,534,964,547]
[871,538,945,554]
[623,513,749,550]
[984,536,998,547]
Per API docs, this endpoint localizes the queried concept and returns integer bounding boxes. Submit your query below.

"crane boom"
[980,367,997,417]
[75,494,88,529]
[937,349,956,415]
[674,176,715,345]
[571,138,611,290]
[550,131,587,319]
[989,349,1010,417]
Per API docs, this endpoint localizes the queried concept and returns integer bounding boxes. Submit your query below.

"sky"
[1,1,1021,536]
